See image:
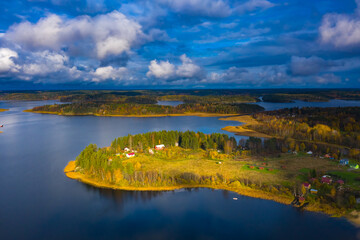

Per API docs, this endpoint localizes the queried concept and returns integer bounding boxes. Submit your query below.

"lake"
[0,100,359,240]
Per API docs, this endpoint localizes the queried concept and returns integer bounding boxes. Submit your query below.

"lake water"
[256,99,360,111]
[157,100,184,106]
[0,100,359,240]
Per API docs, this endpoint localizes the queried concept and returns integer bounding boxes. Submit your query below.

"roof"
[127,152,135,155]
[156,144,165,147]
[303,183,311,187]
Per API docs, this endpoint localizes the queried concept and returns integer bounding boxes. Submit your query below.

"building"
[124,147,130,152]
[339,159,349,166]
[321,175,332,184]
[303,183,311,189]
[155,144,165,150]
[337,180,344,185]
[149,149,154,155]
[310,189,318,194]
[126,152,135,158]
[306,151,313,155]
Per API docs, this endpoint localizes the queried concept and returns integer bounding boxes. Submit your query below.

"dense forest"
[248,107,360,159]
[29,102,265,115]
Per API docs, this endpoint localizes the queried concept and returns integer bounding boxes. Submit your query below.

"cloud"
[146,60,175,79]
[290,56,328,76]
[5,11,145,59]
[92,66,128,82]
[315,73,341,84]
[22,51,69,76]
[235,0,275,14]
[0,48,19,73]
[319,0,360,48]
[147,54,202,80]
[176,54,202,78]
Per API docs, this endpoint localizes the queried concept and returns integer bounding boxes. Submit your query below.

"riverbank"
[64,160,358,225]
[24,109,238,118]
[220,115,272,138]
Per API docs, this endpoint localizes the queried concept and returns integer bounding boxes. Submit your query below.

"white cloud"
[5,11,144,59]
[147,54,202,80]
[315,73,341,84]
[235,0,275,14]
[147,60,175,79]
[290,56,327,76]
[22,51,69,76]
[319,0,360,48]
[92,66,127,81]
[176,54,202,78]
[0,48,19,73]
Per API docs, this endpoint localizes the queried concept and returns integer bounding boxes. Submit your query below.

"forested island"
[65,130,360,224]
[0,108,8,112]
[25,102,264,117]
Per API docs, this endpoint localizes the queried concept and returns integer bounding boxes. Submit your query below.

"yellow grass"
[0,108,8,112]
[220,115,272,138]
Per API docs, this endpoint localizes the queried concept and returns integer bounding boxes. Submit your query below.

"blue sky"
[0,0,360,89]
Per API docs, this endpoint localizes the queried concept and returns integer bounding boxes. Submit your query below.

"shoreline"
[219,115,272,138]
[0,108,9,112]
[64,160,359,227]
[23,109,238,118]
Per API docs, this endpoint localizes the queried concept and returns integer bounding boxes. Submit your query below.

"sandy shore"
[64,160,359,226]
[220,115,272,138]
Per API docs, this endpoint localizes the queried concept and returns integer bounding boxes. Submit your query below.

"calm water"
[256,99,360,111]
[0,100,359,240]
[157,100,184,106]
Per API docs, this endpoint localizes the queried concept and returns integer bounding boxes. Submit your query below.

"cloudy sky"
[1,0,360,89]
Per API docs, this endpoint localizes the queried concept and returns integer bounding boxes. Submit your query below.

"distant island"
[24,102,264,117]
[65,130,360,225]
[0,108,8,112]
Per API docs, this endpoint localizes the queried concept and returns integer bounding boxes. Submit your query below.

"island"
[65,130,360,225]
[0,108,8,112]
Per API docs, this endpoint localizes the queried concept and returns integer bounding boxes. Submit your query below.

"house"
[310,189,318,194]
[337,180,344,185]
[324,154,331,158]
[303,183,311,189]
[155,144,165,150]
[350,163,359,169]
[126,152,135,158]
[108,158,113,162]
[299,196,305,202]
[321,175,332,184]
[124,147,130,152]
[306,151,313,155]
[116,153,121,156]
[339,159,349,166]
[149,149,154,155]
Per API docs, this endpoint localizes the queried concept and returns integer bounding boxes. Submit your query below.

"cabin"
[306,151,313,155]
[324,154,331,158]
[339,159,349,166]
[124,147,130,152]
[337,180,344,185]
[303,183,311,189]
[155,144,165,150]
[148,149,154,154]
[350,163,359,169]
[321,175,332,184]
[108,158,113,162]
[299,196,305,202]
[310,189,318,194]
[126,152,135,158]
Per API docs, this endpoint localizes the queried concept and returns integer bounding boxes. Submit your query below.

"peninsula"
[65,130,360,225]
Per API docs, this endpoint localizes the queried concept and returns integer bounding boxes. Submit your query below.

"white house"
[124,147,130,152]
[126,152,135,158]
[155,144,165,150]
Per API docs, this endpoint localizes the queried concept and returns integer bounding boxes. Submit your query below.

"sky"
[0,0,360,89]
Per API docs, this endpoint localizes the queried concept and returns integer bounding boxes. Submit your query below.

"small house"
[149,149,154,155]
[303,183,311,189]
[324,154,331,158]
[299,196,305,202]
[155,144,165,150]
[116,153,121,156]
[310,189,318,194]
[337,180,344,185]
[306,151,313,155]
[350,163,359,169]
[108,158,113,162]
[124,147,130,152]
[126,152,135,158]
[339,159,349,166]
[321,175,332,184]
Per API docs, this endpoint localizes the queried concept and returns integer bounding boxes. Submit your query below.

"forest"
[247,107,360,159]
[28,102,265,116]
